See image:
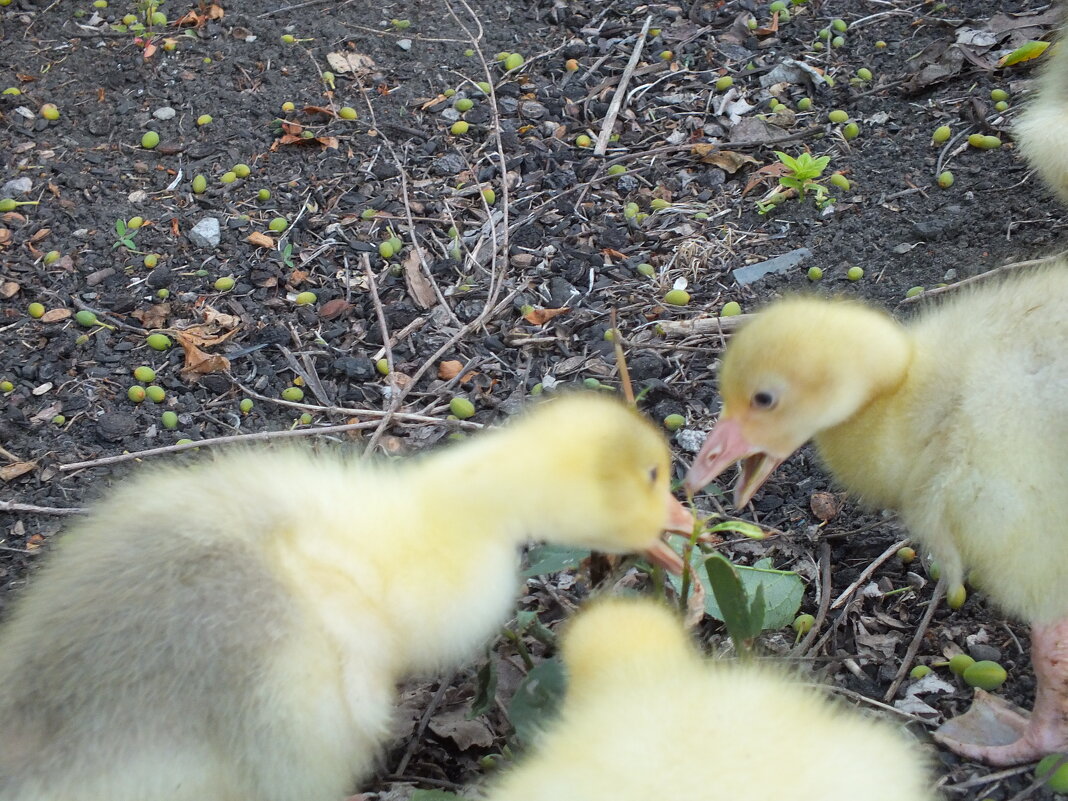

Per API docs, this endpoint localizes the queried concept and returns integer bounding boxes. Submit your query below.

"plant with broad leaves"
[758,151,834,213]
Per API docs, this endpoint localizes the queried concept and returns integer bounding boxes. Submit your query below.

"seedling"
[758,151,832,212]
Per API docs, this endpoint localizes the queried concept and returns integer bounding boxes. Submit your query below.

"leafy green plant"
[112,218,138,251]
[758,151,837,213]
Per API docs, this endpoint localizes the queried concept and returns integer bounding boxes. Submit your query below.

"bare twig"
[594,15,651,156]
[899,250,1068,306]
[883,576,945,703]
[830,538,909,610]
[0,500,87,516]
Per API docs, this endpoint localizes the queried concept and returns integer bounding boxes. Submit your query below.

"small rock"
[396,38,412,51]
[188,217,221,248]
[153,106,176,121]
[96,412,138,443]
[519,100,548,119]
[0,177,32,197]
[431,153,466,176]
[676,428,706,453]
[331,356,376,382]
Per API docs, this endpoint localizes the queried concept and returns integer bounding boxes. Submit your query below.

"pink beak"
[683,418,784,508]
[643,495,696,575]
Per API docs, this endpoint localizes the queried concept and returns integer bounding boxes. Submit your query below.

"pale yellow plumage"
[485,598,936,801]
[1016,15,1068,203]
[685,264,1068,764]
[0,393,686,801]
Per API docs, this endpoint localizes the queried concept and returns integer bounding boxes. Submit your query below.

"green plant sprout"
[112,218,139,251]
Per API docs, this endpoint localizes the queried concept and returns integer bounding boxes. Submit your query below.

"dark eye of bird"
[752,391,776,410]
[648,466,659,484]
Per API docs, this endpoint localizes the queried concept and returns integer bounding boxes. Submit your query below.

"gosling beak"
[683,418,783,509]
[643,495,694,575]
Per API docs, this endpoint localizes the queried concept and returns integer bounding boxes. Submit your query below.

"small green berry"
[161,411,179,429]
[156,288,170,300]
[650,198,670,211]
[829,173,851,191]
[623,202,640,219]
[239,398,254,414]
[636,262,655,277]
[133,366,156,383]
[828,109,849,124]
[141,131,160,149]
[450,120,470,135]
[607,164,626,176]
[269,217,287,232]
[476,81,492,94]
[281,34,296,44]
[792,613,815,635]
[831,35,845,48]
[937,171,954,188]
[963,660,1007,691]
[375,358,390,376]
[875,40,887,48]
[295,291,317,305]
[449,396,476,419]
[842,122,860,140]
[52,414,66,425]
[968,133,1002,150]
[932,125,951,144]
[197,114,212,126]
[0,381,13,392]
[715,76,734,91]
[454,97,474,112]
[663,413,686,432]
[856,67,872,81]
[575,134,592,147]
[994,100,1009,112]
[948,653,975,676]
[127,216,144,230]
[897,546,916,563]
[905,286,924,298]
[27,302,45,318]
[379,241,395,259]
[796,97,812,111]
[946,583,967,609]
[214,276,235,292]
[281,101,295,112]
[281,387,305,402]
[1036,755,1068,793]
[147,333,172,350]
[504,52,524,70]
[128,385,147,403]
[41,103,60,120]
[831,17,848,31]
[299,412,313,424]
[220,171,238,184]
[143,253,159,268]
[807,266,823,281]
[721,301,742,317]
[75,309,100,327]
[910,665,931,679]
[192,175,208,194]
[233,163,251,178]
[664,289,691,306]
[257,189,271,202]
[847,266,864,281]
[659,50,673,61]
[145,385,165,403]
[582,377,602,390]
[464,48,475,57]
[990,88,1008,102]
[481,188,496,205]
[339,106,357,120]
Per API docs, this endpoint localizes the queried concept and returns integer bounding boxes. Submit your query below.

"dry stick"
[830,538,909,610]
[797,540,833,656]
[883,576,946,704]
[362,254,394,375]
[392,669,459,776]
[0,500,87,516]
[593,15,651,156]
[899,250,1068,306]
[941,765,1034,794]
[654,313,752,337]
[609,308,635,406]
[58,422,383,472]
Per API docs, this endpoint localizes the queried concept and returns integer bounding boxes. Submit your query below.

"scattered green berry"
[147,333,172,350]
[145,385,165,403]
[239,398,254,414]
[968,133,1002,149]
[52,414,65,425]
[856,67,872,81]
[663,289,691,306]
[829,173,851,191]
[75,309,100,327]
[133,366,156,383]
[897,546,917,563]
[796,97,812,111]
[339,106,357,120]
[504,52,524,70]
[947,583,967,609]
[636,262,655,277]
[905,286,924,298]
[295,291,317,305]
[910,665,931,679]
[161,411,179,429]
[792,613,815,635]
[1036,755,1068,793]
[0,381,13,392]
[269,217,288,232]
[450,120,470,135]
[257,189,271,202]
[41,103,60,120]
[375,358,389,375]
[27,302,45,318]
[828,109,849,124]
[937,171,954,188]
[963,660,1007,691]
[575,134,592,147]
[842,122,860,140]
[127,385,147,403]
[481,188,496,205]
[932,125,951,144]
[715,76,734,91]
[197,114,212,126]
[450,396,476,419]
[847,266,864,281]
[141,131,160,149]
[807,266,823,281]
[994,100,1009,112]
[948,653,976,676]
[214,276,235,292]
[831,18,848,31]
[281,387,305,402]
[721,301,742,316]
[192,175,207,194]
[990,88,1008,102]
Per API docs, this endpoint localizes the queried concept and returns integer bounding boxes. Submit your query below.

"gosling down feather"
[0,393,690,801]
[1016,8,1068,202]
[684,264,1068,765]
[484,597,936,801]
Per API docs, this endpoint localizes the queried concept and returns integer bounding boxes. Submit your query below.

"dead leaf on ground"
[39,308,71,323]
[523,306,570,325]
[247,231,275,248]
[288,269,309,287]
[326,51,375,75]
[174,324,240,348]
[131,302,171,330]
[427,705,496,751]
[319,298,352,320]
[437,360,479,383]
[0,281,20,299]
[0,461,36,482]
[200,305,241,330]
[174,331,231,377]
[403,248,436,309]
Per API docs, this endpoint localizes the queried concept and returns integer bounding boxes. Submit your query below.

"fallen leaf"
[0,281,20,299]
[174,324,240,349]
[200,305,241,330]
[326,51,376,75]
[174,331,231,377]
[39,308,71,323]
[694,146,759,173]
[303,105,337,117]
[427,705,495,751]
[0,461,36,482]
[288,269,309,287]
[523,306,570,325]
[319,298,352,320]
[438,360,464,380]
[403,249,436,309]
[998,39,1051,67]
[246,231,275,248]
[131,302,170,330]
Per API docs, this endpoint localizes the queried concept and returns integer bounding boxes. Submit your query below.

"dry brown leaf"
[288,269,309,286]
[0,461,36,482]
[29,228,51,243]
[698,148,759,174]
[403,249,435,309]
[0,228,10,245]
[438,360,464,380]
[326,51,375,75]
[174,324,240,348]
[0,281,20,299]
[523,306,570,325]
[247,231,275,248]
[39,308,71,323]
[201,305,241,330]
[319,298,352,320]
[174,331,231,377]
[810,491,841,523]
[131,303,170,330]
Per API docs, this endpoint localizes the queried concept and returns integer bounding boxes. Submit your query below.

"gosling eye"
[648,466,659,484]
[751,390,777,410]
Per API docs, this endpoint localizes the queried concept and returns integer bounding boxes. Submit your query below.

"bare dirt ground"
[2,0,1067,798]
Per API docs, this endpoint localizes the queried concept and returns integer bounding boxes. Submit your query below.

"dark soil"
[1,0,1066,798]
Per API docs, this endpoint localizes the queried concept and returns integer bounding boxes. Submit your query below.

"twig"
[899,250,1068,306]
[392,669,459,776]
[830,538,909,610]
[0,500,87,516]
[362,254,394,375]
[797,540,833,656]
[882,576,945,703]
[654,314,752,337]
[609,308,635,405]
[594,15,651,156]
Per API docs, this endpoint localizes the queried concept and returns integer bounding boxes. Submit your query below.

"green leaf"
[705,553,761,651]
[999,39,1050,67]
[469,656,498,719]
[507,658,567,745]
[705,520,766,539]
[411,791,468,801]
[115,219,126,237]
[521,545,589,578]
